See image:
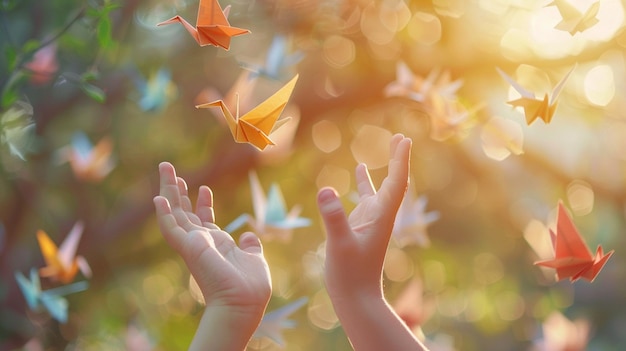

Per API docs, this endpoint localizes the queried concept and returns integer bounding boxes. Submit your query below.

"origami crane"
[239,34,304,80]
[196,74,298,151]
[252,297,308,347]
[384,62,463,104]
[497,66,575,125]
[547,0,600,35]
[24,43,58,85]
[0,100,36,161]
[392,190,440,248]
[224,170,311,241]
[134,67,176,112]
[37,222,92,284]
[156,0,250,50]
[15,268,88,323]
[534,202,614,282]
[59,132,115,182]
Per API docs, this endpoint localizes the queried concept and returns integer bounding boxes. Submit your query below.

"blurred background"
[1,0,625,350]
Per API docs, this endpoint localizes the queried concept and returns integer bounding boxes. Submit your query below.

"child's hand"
[317,135,428,351]
[318,134,411,300]
[153,162,271,350]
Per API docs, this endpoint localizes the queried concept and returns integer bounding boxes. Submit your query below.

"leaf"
[1,87,19,110]
[81,70,100,82]
[5,46,17,71]
[22,39,41,55]
[97,16,112,48]
[80,82,106,103]
[0,0,19,11]
[1,72,26,109]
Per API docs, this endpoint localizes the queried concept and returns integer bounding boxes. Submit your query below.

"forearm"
[189,305,265,351]
[331,292,429,351]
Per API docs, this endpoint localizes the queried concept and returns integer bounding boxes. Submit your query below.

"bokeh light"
[311,119,342,153]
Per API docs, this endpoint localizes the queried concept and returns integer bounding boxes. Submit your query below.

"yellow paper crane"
[157,0,250,50]
[496,66,575,125]
[196,74,299,151]
[547,0,600,35]
[37,222,92,284]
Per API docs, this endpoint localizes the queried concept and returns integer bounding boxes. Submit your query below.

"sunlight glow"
[323,35,355,68]
[433,0,466,18]
[566,180,594,216]
[308,289,339,330]
[501,0,625,60]
[495,290,525,321]
[530,0,624,57]
[481,117,524,161]
[406,12,442,45]
[361,2,396,45]
[384,248,414,282]
[473,252,504,285]
[584,64,615,106]
[312,120,342,153]
[143,274,174,305]
[350,125,392,170]
[316,165,351,196]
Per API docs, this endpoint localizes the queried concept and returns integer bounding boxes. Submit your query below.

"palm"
[154,162,271,310]
[324,135,411,295]
[349,136,409,245]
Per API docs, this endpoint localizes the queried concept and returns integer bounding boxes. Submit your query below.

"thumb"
[239,231,263,256]
[317,187,351,243]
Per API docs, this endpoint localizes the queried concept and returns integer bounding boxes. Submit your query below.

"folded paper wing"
[37,222,92,284]
[157,0,249,50]
[224,170,311,241]
[196,74,298,150]
[547,0,600,35]
[534,202,614,282]
[497,66,574,124]
[15,268,88,323]
[253,297,308,347]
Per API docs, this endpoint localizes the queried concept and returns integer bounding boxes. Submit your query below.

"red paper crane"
[157,0,250,50]
[535,202,613,282]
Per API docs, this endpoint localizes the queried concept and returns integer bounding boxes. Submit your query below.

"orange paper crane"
[534,202,614,282]
[196,74,298,151]
[496,65,575,125]
[156,0,250,50]
[37,222,92,284]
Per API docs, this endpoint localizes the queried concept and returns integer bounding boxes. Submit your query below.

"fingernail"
[318,188,342,213]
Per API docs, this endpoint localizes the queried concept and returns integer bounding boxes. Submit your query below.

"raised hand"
[317,134,428,351]
[318,133,411,299]
[153,162,271,350]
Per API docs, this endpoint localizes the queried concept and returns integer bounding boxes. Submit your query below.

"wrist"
[189,303,268,351]
[327,284,385,316]
[204,300,268,328]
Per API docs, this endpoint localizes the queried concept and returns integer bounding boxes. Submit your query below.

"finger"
[388,133,403,158]
[196,185,216,225]
[317,187,352,244]
[171,206,203,231]
[176,177,203,227]
[379,135,411,206]
[153,196,188,252]
[355,163,375,199]
[159,162,183,209]
[177,177,194,213]
[238,231,263,255]
[159,163,203,230]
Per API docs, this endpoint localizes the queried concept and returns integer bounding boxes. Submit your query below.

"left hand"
[153,162,272,314]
